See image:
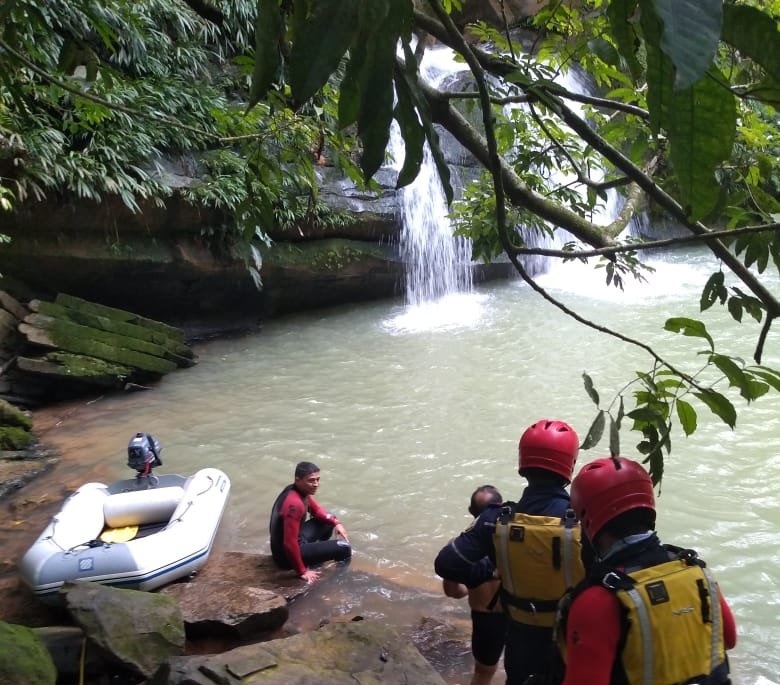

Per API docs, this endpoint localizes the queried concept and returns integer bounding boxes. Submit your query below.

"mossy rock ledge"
[1,291,195,407]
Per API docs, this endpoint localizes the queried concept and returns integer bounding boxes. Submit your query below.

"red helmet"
[570,456,656,541]
[518,419,579,481]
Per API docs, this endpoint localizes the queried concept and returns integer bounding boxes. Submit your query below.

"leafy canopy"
[248,0,780,483]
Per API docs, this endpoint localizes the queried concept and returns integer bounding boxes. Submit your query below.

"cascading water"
[386,46,626,329]
[388,48,474,307]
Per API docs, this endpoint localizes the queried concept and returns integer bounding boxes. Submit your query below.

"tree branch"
[412,9,780,354]
[418,78,616,248]
[444,88,650,119]
[420,1,709,388]
[513,222,780,259]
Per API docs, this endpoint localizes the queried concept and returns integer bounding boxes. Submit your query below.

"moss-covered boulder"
[0,621,57,685]
[0,399,35,450]
[63,581,186,679]
[0,398,32,429]
[153,619,448,685]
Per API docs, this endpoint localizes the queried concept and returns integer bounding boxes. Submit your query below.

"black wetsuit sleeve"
[434,511,496,588]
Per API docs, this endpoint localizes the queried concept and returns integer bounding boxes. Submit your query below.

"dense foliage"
[0,0,355,255]
[248,0,780,481]
[2,0,779,481]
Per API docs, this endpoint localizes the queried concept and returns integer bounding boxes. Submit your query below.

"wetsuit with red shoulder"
[269,484,347,575]
[562,584,736,685]
[559,535,737,685]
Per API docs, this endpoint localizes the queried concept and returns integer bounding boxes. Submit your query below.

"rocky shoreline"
[0,426,476,685]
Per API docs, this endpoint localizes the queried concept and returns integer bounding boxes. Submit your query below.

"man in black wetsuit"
[269,461,351,583]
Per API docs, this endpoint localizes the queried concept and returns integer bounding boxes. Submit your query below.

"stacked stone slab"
[2,291,196,406]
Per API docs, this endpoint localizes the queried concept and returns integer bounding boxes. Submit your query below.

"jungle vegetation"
[1,0,780,482]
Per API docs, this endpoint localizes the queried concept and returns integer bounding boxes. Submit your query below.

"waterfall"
[386,45,627,324]
[389,48,474,307]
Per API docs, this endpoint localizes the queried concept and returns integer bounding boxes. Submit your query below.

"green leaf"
[745,77,780,108]
[640,0,674,135]
[606,0,642,80]
[627,406,666,423]
[750,367,780,392]
[357,2,401,181]
[393,69,425,188]
[667,66,737,221]
[609,414,621,457]
[616,395,625,429]
[693,389,736,429]
[249,0,283,108]
[710,353,749,397]
[580,410,606,450]
[664,317,714,349]
[651,0,722,90]
[395,42,453,203]
[675,398,697,436]
[700,271,725,311]
[727,297,743,322]
[582,372,600,406]
[721,4,780,85]
[289,0,359,106]
[338,43,366,129]
[745,379,770,401]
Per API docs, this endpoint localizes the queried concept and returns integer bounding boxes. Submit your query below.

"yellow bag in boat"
[99,525,139,543]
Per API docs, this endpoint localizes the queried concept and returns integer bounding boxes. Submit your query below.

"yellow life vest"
[605,556,728,685]
[493,509,584,627]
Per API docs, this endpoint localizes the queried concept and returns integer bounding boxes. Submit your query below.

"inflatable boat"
[19,467,231,599]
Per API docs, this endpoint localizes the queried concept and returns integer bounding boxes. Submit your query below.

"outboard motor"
[127,432,163,477]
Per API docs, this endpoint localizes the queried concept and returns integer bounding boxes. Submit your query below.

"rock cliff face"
[0,165,406,333]
[0,159,514,335]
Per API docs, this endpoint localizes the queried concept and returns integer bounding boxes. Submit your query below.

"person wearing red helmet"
[435,419,585,685]
[554,456,737,685]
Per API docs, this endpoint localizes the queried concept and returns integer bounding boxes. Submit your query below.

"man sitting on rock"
[269,461,351,583]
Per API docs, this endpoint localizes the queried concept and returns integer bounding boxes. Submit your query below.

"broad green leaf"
[750,367,780,392]
[357,27,396,181]
[580,410,606,450]
[664,317,714,349]
[582,372,600,406]
[627,406,666,423]
[721,4,780,85]
[746,77,780,108]
[396,43,453,203]
[289,0,359,106]
[606,0,642,80]
[745,379,770,401]
[727,297,743,322]
[693,389,737,428]
[249,0,283,108]
[640,0,674,134]
[700,271,725,311]
[645,427,668,485]
[338,42,368,128]
[710,353,749,398]
[675,398,697,436]
[651,0,722,90]
[667,67,736,221]
[393,67,425,188]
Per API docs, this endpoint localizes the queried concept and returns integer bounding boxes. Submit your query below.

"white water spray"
[388,48,474,308]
